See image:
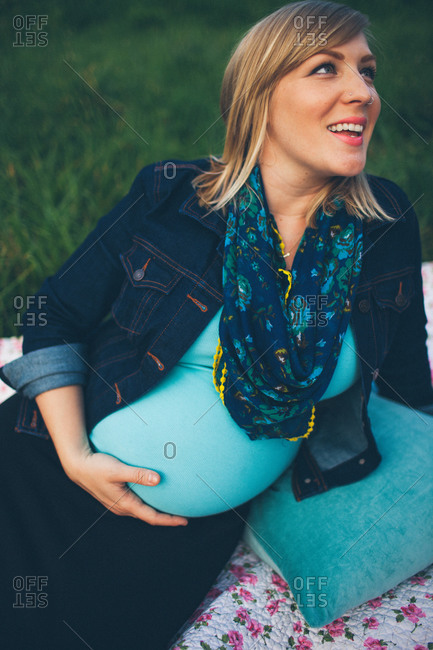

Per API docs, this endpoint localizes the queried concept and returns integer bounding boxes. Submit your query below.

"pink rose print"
[414,645,428,650]
[228,630,244,649]
[362,616,380,629]
[364,638,387,649]
[196,612,212,623]
[401,603,426,624]
[410,576,427,586]
[246,618,264,638]
[239,588,254,602]
[231,564,248,579]
[266,598,285,615]
[295,635,313,650]
[228,585,237,592]
[230,564,258,585]
[367,597,383,609]
[271,573,288,593]
[324,618,345,638]
[293,620,303,633]
[425,593,433,600]
[236,607,250,623]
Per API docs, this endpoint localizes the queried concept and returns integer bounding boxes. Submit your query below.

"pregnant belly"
[90,365,301,517]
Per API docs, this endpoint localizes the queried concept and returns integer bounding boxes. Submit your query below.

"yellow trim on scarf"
[272,223,293,304]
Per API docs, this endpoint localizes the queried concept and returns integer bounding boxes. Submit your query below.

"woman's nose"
[342,68,374,104]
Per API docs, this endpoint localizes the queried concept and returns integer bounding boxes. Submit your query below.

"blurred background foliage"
[0,0,432,335]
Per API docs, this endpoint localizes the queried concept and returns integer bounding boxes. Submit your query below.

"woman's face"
[261,32,381,185]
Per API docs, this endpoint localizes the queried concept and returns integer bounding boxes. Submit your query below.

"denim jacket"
[2,158,433,502]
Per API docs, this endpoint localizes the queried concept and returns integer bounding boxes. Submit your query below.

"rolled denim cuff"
[0,343,88,399]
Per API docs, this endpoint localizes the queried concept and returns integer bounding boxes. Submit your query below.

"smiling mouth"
[327,122,364,135]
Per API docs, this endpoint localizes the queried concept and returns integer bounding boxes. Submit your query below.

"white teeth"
[327,123,364,133]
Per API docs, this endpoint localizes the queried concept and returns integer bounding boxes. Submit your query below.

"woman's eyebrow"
[315,49,377,64]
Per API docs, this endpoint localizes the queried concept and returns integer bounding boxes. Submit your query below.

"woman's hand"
[63,449,188,526]
[63,448,188,526]
[35,385,188,526]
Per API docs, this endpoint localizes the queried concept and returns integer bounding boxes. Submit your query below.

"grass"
[1,0,432,336]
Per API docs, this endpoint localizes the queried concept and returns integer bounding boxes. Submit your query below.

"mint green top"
[90,309,360,517]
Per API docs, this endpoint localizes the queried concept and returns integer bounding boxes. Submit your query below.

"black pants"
[0,395,250,650]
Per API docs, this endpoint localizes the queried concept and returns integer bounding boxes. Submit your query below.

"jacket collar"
[179,192,227,237]
[179,176,405,238]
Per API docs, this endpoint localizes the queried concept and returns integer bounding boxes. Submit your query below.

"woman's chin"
[333,156,367,178]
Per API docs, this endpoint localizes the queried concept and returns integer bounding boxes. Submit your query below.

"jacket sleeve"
[0,167,152,397]
[374,185,433,410]
[0,343,88,399]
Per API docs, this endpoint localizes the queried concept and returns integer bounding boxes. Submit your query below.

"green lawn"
[1,0,432,335]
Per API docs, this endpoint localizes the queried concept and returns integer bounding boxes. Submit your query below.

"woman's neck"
[259,161,325,223]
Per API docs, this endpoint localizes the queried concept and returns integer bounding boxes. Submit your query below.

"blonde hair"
[193,0,392,224]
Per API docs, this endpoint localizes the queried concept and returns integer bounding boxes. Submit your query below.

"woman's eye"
[361,66,377,81]
[311,62,336,75]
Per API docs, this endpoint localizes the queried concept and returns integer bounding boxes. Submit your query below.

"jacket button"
[395,293,407,307]
[304,478,311,484]
[358,458,366,465]
[133,269,145,281]
[358,299,370,313]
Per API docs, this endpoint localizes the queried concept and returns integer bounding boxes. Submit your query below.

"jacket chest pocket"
[112,242,182,339]
[371,271,414,354]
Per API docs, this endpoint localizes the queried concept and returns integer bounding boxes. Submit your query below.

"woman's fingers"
[121,465,161,488]
[70,452,188,526]
[112,488,188,526]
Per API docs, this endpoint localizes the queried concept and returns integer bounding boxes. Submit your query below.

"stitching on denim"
[125,252,181,291]
[137,290,165,331]
[122,243,138,275]
[111,286,153,334]
[369,268,415,284]
[356,266,415,290]
[187,294,208,312]
[92,252,222,409]
[131,289,155,333]
[154,162,204,172]
[372,277,414,313]
[180,193,213,220]
[140,241,221,298]
[93,349,137,372]
[92,334,125,354]
[147,351,165,371]
[133,236,223,300]
[114,382,122,405]
[15,398,49,439]
[149,253,222,350]
[141,258,151,274]
[180,195,223,234]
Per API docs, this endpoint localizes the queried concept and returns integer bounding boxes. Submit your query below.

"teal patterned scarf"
[213,165,363,441]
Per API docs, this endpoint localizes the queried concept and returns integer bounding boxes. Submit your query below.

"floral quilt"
[2,265,433,650]
[170,542,433,650]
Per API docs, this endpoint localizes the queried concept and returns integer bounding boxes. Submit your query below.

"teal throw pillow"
[243,391,433,627]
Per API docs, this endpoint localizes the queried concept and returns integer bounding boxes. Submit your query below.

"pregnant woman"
[2,2,433,648]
